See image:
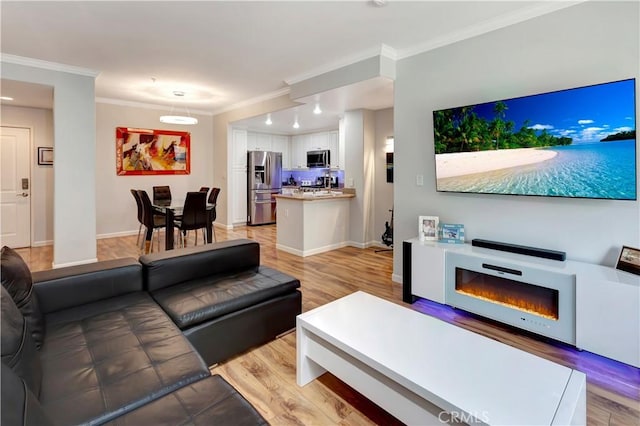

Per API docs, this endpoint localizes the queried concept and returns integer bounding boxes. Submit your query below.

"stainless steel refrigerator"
[247,151,282,225]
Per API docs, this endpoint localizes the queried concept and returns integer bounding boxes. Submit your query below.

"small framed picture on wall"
[418,216,439,241]
[37,147,53,166]
[616,246,640,275]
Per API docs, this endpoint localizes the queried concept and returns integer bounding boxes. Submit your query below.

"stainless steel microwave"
[306,150,330,168]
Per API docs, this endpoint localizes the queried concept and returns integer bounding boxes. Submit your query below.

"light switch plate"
[416,175,424,186]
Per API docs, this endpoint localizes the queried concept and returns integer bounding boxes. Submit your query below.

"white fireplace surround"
[445,251,576,345]
[406,238,640,368]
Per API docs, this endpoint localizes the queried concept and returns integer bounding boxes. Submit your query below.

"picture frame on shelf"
[440,223,465,244]
[616,245,640,275]
[37,147,53,166]
[418,216,439,241]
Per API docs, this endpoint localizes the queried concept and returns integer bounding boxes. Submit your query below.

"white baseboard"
[97,230,139,239]
[276,242,349,257]
[392,273,403,284]
[31,240,53,247]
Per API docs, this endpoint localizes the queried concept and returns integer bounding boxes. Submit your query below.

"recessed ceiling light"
[0,96,14,101]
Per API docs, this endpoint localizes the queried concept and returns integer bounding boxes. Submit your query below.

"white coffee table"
[297,291,586,425]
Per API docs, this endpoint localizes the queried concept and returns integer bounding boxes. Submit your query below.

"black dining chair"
[208,187,221,242]
[130,189,145,249]
[138,189,167,253]
[174,191,209,247]
[199,186,210,194]
[152,185,172,205]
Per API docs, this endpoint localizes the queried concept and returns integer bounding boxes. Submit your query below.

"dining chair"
[208,187,221,242]
[152,185,172,204]
[130,189,145,249]
[199,186,210,194]
[174,191,209,247]
[138,189,167,253]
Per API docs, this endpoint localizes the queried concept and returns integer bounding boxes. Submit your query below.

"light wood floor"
[15,226,640,425]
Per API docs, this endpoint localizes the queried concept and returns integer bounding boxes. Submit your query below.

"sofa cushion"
[104,375,268,426]
[151,266,301,329]
[140,239,260,292]
[1,246,45,348]
[1,362,54,426]
[32,258,143,314]
[1,286,43,398]
[39,292,210,426]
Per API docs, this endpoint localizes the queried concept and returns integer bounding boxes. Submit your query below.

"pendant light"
[160,91,198,125]
[293,116,300,129]
[313,103,322,114]
[265,113,273,125]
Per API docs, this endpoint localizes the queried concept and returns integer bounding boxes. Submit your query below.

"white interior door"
[1,127,31,248]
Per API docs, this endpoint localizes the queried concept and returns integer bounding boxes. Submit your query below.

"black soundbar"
[472,238,566,261]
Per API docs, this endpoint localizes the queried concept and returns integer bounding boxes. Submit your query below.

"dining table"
[152,200,216,250]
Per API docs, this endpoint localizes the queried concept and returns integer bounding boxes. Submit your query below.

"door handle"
[16,192,29,197]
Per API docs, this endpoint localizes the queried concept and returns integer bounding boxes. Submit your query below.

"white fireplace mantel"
[403,238,640,368]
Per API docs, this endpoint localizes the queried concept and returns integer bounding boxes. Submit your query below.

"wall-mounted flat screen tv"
[433,79,637,200]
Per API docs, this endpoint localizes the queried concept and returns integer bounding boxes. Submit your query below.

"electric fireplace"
[445,251,576,344]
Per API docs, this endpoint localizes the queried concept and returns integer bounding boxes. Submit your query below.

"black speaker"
[402,241,416,303]
[471,238,566,261]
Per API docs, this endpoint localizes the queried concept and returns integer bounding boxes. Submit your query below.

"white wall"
[0,105,54,245]
[394,1,640,277]
[96,102,213,237]
[1,60,97,267]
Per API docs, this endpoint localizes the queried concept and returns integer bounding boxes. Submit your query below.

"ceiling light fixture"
[160,91,198,125]
[293,116,300,129]
[313,103,322,115]
[265,114,272,125]
[0,96,14,101]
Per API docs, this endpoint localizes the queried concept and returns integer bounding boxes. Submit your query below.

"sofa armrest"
[32,258,143,314]
[140,239,260,292]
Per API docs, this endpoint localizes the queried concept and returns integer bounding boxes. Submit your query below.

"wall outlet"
[348,178,354,187]
[416,174,424,186]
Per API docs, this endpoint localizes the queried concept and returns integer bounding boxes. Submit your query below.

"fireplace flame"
[456,288,558,320]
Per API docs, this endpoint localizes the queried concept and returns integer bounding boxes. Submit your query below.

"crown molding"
[96,97,213,116]
[0,53,100,77]
[210,87,292,116]
[397,1,585,60]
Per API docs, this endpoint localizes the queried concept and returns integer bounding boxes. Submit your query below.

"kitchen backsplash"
[284,170,345,186]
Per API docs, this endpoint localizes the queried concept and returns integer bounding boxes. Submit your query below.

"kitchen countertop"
[275,190,355,201]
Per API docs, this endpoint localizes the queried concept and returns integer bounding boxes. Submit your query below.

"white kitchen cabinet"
[232,128,248,167]
[291,134,311,168]
[338,118,346,170]
[230,128,249,225]
[310,132,329,150]
[247,132,272,151]
[291,130,341,169]
[328,130,339,168]
[231,168,247,224]
[271,135,290,170]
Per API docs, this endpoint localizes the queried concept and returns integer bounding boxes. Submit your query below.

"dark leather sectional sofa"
[1,239,302,425]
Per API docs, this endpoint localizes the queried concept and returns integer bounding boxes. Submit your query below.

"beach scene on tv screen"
[434,79,637,200]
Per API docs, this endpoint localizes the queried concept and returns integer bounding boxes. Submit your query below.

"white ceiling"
[0,1,574,134]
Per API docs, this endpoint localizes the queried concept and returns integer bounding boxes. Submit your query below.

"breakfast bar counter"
[275,190,354,257]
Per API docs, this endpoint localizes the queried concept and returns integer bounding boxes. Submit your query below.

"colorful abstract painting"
[116,127,190,175]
